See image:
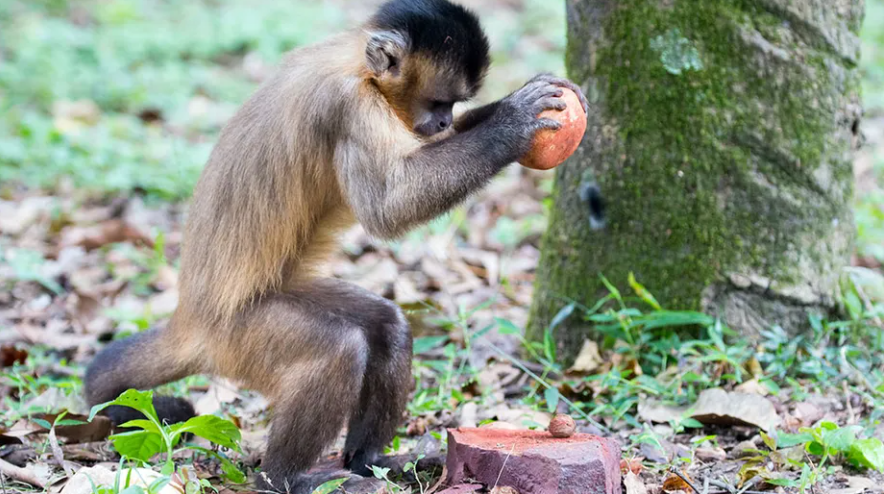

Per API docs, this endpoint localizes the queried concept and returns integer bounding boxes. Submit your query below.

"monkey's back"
[176,33,368,327]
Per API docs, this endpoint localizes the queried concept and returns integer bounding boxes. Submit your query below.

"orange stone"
[519,88,587,171]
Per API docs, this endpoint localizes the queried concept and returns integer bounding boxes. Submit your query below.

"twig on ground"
[707,479,768,494]
[708,478,736,494]
[424,465,448,494]
[670,467,701,494]
[0,457,46,489]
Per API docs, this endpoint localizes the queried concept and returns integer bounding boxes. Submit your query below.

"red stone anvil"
[444,428,622,494]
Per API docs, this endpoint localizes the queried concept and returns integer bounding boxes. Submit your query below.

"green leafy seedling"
[90,389,243,478]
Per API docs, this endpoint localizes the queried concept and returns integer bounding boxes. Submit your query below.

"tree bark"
[529,0,864,358]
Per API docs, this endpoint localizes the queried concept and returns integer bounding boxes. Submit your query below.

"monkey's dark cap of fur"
[372,0,491,86]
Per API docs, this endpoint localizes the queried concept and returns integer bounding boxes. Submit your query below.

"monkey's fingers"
[529,74,589,115]
[534,96,568,114]
[535,118,563,131]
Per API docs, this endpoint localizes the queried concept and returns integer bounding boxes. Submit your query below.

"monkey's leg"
[286,281,413,476]
[343,306,412,475]
[248,294,369,493]
[84,328,196,426]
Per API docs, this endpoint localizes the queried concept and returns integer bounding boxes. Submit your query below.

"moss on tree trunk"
[528,0,864,359]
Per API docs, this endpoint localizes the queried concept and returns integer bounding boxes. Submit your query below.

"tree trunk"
[529,0,864,358]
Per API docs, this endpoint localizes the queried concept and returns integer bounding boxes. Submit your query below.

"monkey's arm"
[453,102,501,133]
[338,79,569,238]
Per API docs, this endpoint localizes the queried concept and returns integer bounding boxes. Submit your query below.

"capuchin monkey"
[84,0,588,491]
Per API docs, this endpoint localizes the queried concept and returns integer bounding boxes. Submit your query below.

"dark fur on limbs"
[248,281,412,491]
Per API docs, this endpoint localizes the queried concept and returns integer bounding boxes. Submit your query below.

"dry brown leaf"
[830,476,876,494]
[0,197,53,236]
[1,344,28,367]
[624,472,648,494]
[60,466,180,494]
[567,339,602,374]
[489,487,519,494]
[690,388,782,432]
[734,378,769,396]
[33,413,113,443]
[194,379,241,415]
[695,446,727,462]
[792,402,824,426]
[637,398,687,424]
[662,471,693,493]
[60,220,152,251]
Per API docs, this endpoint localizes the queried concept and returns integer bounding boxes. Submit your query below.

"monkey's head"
[365,0,490,138]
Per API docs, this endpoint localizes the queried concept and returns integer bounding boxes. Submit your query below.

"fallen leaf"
[695,446,727,462]
[690,388,782,432]
[638,398,687,424]
[1,345,28,367]
[662,471,692,493]
[194,379,241,415]
[624,472,649,494]
[60,220,152,251]
[792,402,824,427]
[0,197,53,236]
[567,339,602,374]
[489,487,519,494]
[32,413,113,443]
[60,466,180,494]
[830,476,876,494]
[734,378,769,396]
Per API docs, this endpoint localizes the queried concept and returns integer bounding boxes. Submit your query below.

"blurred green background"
[0,0,882,263]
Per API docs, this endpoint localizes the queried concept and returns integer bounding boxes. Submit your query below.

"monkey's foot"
[105,396,195,427]
[347,452,445,481]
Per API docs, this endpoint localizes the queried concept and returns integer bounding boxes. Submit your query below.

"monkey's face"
[372,49,475,140]
[406,59,475,139]
[412,99,455,138]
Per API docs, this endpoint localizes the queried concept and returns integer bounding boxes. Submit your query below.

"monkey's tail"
[85,328,196,425]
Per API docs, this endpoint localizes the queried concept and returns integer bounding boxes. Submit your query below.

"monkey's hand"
[526,73,590,115]
[492,76,576,160]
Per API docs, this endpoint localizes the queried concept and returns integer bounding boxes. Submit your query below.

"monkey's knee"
[363,298,411,361]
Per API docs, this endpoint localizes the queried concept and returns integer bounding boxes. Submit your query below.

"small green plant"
[310,478,348,494]
[1,349,82,425]
[799,421,884,471]
[370,465,405,493]
[89,389,245,482]
[404,454,426,494]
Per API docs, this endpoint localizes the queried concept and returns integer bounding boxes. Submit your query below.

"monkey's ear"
[366,31,409,76]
